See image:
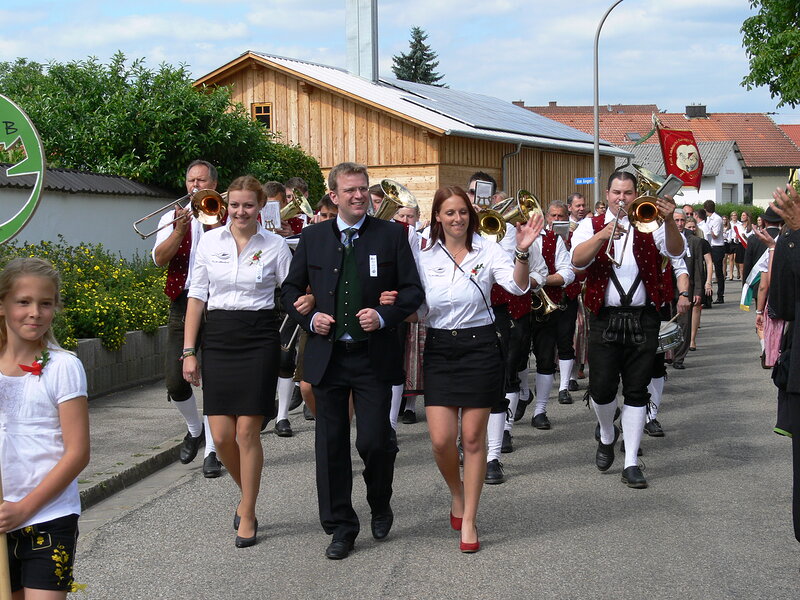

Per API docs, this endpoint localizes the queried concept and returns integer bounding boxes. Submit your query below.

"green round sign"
[0,94,46,244]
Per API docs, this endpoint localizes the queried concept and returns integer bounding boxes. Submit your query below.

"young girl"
[0,258,90,598]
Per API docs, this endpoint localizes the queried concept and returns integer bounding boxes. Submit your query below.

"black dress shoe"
[568,379,579,392]
[531,412,551,430]
[673,362,685,370]
[596,425,619,471]
[202,451,222,478]
[179,430,204,464]
[325,539,354,560]
[401,409,417,424]
[275,419,293,437]
[713,297,724,304]
[485,459,506,484]
[303,403,315,420]
[501,430,514,453]
[644,419,664,437]
[371,510,394,540]
[621,465,648,488]
[235,519,258,548]
[514,390,533,422]
[233,511,241,531]
[558,389,573,404]
[288,385,303,411]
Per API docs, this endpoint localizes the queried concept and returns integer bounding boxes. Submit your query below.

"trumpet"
[530,287,565,322]
[133,188,228,239]
[280,189,314,221]
[477,189,542,242]
[374,179,418,221]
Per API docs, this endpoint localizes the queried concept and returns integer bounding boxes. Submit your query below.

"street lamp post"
[593,0,624,206]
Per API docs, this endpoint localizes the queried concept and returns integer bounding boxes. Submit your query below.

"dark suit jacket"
[281,216,424,386]
[770,229,800,392]
[684,233,705,299]
[744,226,781,282]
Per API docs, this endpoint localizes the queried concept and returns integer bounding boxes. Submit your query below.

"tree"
[741,0,800,108]
[391,26,445,87]
[0,52,325,199]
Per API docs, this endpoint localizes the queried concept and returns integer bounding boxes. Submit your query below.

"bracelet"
[514,249,530,262]
[756,310,763,315]
[180,348,196,360]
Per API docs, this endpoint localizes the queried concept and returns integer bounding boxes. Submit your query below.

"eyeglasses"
[339,186,369,196]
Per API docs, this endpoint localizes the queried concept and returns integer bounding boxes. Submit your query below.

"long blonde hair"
[0,257,62,352]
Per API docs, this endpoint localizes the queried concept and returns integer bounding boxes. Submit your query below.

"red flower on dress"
[19,349,50,377]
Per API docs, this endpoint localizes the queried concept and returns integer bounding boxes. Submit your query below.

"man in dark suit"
[281,162,424,560]
[672,209,704,370]
[743,206,783,283]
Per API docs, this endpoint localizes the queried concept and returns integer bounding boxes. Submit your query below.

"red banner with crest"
[657,127,703,190]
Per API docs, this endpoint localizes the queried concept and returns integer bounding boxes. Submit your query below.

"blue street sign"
[574,177,595,185]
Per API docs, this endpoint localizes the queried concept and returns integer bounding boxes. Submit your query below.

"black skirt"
[423,325,504,408]
[201,310,279,418]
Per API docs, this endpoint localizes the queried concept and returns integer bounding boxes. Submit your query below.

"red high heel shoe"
[450,512,462,531]
[459,529,480,553]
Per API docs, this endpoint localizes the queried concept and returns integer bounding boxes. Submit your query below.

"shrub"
[0,237,167,350]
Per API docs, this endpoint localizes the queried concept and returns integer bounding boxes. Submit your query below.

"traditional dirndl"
[423,325,504,408]
[201,309,279,418]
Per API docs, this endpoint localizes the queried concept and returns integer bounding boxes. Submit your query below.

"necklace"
[448,246,467,259]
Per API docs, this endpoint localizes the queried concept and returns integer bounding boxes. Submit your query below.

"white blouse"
[188,221,292,311]
[418,234,530,330]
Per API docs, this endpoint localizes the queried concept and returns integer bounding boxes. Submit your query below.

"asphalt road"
[75,284,799,599]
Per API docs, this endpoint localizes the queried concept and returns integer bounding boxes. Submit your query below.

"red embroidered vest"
[541,230,564,304]
[583,215,666,315]
[563,229,584,300]
[164,221,192,302]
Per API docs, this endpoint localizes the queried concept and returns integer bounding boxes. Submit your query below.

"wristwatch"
[679,291,690,298]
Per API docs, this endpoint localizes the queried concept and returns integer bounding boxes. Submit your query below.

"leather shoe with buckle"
[558,389,573,404]
[202,451,222,478]
[644,419,664,437]
[325,539,354,560]
[568,379,579,392]
[621,465,648,488]
[401,409,417,424]
[371,510,394,540]
[275,419,293,437]
[501,430,514,453]
[531,412,551,430]
[485,459,506,484]
[596,425,620,471]
[514,390,533,422]
[179,430,204,464]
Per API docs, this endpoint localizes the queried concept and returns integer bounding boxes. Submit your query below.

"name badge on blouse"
[211,252,230,264]
[369,254,378,277]
[427,266,446,277]
[255,265,263,283]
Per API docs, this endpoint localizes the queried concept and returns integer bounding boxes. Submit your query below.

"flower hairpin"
[19,348,51,377]
[248,250,263,266]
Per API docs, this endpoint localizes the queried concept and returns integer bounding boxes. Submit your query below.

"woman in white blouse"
[417,186,542,552]
[182,175,292,548]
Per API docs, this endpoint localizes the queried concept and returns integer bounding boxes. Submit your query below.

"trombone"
[133,188,228,239]
[605,195,661,267]
[374,179,418,221]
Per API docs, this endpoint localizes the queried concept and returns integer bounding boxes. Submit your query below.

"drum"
[656,321,683,354]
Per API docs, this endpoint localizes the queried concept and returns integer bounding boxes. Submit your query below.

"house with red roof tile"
[519,102,800,207]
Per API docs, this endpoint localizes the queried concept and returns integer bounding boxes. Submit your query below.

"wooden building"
[194,52,629,213]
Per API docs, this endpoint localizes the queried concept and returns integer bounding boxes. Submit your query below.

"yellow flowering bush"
[0,237,168,350]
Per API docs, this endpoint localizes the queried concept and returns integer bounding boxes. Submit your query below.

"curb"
[79,440,182,511]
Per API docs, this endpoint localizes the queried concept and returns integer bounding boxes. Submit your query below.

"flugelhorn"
[530,288,565,322]
[280,189,314,221]
[478,189,541,242]
[375,179,418,221]
[133,188,228,239]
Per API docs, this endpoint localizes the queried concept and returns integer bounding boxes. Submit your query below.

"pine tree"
[391,26,445,87]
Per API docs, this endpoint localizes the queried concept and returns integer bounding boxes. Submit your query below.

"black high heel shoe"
[233,511,241,531]
[235,519,258,548]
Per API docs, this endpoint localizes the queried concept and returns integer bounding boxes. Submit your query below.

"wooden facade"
[195,54,615,215]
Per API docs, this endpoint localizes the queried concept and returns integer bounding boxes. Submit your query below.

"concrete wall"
[751,167,792,208]
[1,188,174,258]
[77,326,167,398]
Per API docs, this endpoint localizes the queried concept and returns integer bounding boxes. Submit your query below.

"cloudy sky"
[2,0,799,123]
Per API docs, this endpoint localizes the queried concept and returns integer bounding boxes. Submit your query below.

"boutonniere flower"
[249,250,263,266]
[19,348,51,377]
[470,263,485,277]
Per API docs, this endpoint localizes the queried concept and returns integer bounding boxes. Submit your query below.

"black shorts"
[7,514,79,593]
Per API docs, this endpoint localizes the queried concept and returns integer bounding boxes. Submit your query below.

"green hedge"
[686,202,764,223]
[0,237,167,350]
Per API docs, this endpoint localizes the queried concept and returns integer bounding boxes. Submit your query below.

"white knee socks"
[518,367,530,400]
[389,384,404,430]
[487,412,505,462]
[504,392,519,433]
[203,415,216,457]
[173,394,203,437]
[592,398,618,445]
[534,373,554,416]
[559,359,574,391]
[621,404,646,468]
[277,376,294,421]
[647,377,664,422]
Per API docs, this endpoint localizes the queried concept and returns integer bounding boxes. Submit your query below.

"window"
[626,132,641,142]
[252,103,272,130]
[743,183,753,205]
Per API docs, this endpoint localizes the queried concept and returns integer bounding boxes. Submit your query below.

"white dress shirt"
[706,212,725,246]
[570,211,686,308]
[188,221,291,311]
[697,219,711,242]
[151,211,205,290]
[540,230,576,287]
[417,234,530,330]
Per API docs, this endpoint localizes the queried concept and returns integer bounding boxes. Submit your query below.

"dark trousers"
[789,392,800,543]
[674,303,693,366]
[530,314,558,375]
[312,343,396,542]
[165,293,192,403]
[555,297,579,360]
[711,246,726,300]
[587,307,660,407]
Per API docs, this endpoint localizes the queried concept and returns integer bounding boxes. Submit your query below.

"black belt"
[334,339,368,351]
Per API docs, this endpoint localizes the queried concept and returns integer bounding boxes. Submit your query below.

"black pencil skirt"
[423,324,505,408]
[201,309,279,418]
